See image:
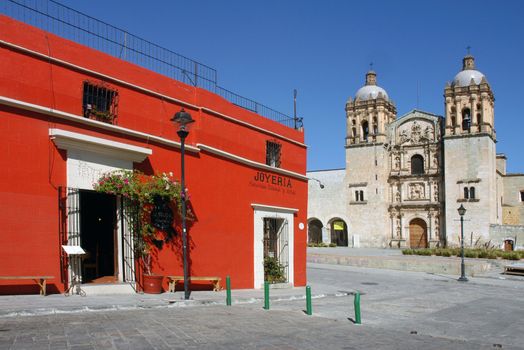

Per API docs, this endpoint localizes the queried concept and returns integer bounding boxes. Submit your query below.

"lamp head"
[171,108,194,131]
[457,204,466,217]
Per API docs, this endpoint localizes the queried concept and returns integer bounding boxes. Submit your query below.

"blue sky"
[56,0,524,173]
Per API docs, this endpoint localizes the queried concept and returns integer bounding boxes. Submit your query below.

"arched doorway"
[409,218,427,248]
[307,219,323,244]
[330,219,348,247]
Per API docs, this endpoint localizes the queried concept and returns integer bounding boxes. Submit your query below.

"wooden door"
[409,218,427,249]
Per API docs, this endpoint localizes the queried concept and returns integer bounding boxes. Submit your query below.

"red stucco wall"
[0,15,307,294]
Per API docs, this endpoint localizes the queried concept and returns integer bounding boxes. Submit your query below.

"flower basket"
[93,170,194,286]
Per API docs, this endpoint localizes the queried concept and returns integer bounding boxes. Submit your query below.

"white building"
[308,55,524,250]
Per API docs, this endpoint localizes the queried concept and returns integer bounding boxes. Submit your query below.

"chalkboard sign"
[151,196,174,232]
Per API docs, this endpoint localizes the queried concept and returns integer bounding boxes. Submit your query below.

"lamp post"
[171,108,194,300]
[457,204,468,282]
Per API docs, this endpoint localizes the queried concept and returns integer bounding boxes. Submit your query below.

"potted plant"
[94,170,191,293]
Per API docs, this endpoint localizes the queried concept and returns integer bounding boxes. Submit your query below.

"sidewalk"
[0,284,348,318]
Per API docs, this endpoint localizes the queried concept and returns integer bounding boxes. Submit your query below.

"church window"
[360,190,364,201]
[352,127,356,138]
[266,140,281,168]
[520,191,524,202]
[410,155,424,175]
[464,187,469,199]
[373,125,378,135]
[462,108,471,131]
[354,190,365,202]
[362,121,369,141]
[477,113,482,126]
[469,187,476,199]
[352,119,356,125]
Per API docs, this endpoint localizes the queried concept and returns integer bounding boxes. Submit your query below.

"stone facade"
[307,55,524,249]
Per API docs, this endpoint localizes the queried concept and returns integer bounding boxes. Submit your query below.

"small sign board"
[151,198,174,232]
[62,245,86,255]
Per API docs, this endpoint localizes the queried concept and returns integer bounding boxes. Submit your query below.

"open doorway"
[80,190,117,283]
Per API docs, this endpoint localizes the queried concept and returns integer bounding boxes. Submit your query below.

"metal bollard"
[226,275,231,306]
[263,281,270,310]
[306,285,312,315]
[354,292,361,324]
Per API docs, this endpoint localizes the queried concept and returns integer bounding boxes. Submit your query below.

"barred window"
[82,81,118,124]
[266,140,281,168]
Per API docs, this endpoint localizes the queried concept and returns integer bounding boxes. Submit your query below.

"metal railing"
[1,0,299,129]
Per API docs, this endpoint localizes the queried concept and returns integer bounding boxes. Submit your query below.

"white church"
[307,55,524,250]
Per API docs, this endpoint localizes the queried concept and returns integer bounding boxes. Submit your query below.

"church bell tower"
[443,54,497,244]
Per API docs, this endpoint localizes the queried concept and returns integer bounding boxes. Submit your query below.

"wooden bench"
[167,276,221,292]
[0,276,54,296]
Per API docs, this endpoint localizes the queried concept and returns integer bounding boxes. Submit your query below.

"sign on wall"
[249,171,295,195]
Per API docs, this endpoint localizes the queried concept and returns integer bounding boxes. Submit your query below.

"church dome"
[452,54,487,87]
[355,85,389,101]
[453,69,485,87]
[354,70,389,101]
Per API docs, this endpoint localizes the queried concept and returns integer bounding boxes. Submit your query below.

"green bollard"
[354,292,361,324]
[306,285,312,315]
[263,281,270,310]
[226,275,231,306]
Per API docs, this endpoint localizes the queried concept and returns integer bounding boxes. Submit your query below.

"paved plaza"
[1,252,524,349]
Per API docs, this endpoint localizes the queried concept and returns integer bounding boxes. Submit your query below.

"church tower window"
[469,187,476,199]
[464,187,469,199]
[462,108,471,131]
[411,155,424,175]
[361,121,369,141]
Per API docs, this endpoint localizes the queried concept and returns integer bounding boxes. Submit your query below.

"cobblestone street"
[0,305,515,350]
[1,262,523,349]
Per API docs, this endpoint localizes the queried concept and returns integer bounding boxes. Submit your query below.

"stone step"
[79,282,135,295]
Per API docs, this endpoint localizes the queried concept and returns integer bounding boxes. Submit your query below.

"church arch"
[411,154,424,175]
[328,218,348,247]
[409,218,428,249]
[307,218,323,244]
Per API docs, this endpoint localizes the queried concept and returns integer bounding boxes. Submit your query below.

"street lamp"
[457,204,468,282]
[309,178,325,189]
[171,108,194,300]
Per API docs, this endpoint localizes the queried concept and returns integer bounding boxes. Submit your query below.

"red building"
[0,3,307,295]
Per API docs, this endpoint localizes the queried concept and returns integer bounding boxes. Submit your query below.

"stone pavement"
[1,251,524,349]
[0,305,516,350]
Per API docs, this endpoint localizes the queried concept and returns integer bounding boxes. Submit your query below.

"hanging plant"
[93,170,193,274]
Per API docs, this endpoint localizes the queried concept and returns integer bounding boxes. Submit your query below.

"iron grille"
[266,140,282,168]
[263,218,289,283]
[82,81,118,124]
[1,0,299,129]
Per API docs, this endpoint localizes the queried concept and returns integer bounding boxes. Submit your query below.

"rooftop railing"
[1,0,300,129]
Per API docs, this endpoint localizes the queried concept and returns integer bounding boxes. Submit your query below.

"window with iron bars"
[82,81,118,124]
[266,140,281,168]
